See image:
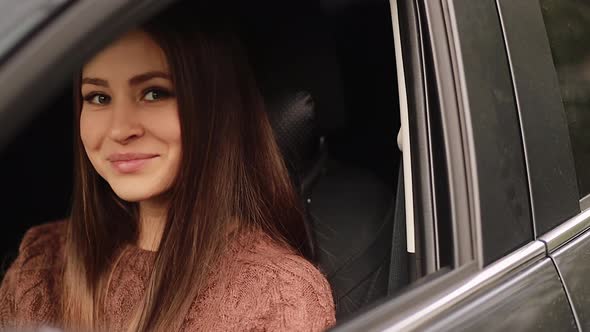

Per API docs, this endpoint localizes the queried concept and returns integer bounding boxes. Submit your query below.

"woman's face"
[80,30,181,203]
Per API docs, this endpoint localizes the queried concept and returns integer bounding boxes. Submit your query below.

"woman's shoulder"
[236,231,331,292]
[210,230,336,330]
[6,220,67,278]
[184,231,335,331]
[17,220,67,266]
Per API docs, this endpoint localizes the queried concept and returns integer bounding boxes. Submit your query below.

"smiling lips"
[108,153,159,173]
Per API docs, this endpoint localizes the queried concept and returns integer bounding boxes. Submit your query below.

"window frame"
[402,0,535,272]
[500,0,590,257]
[396,0,477,276]
[496,0,580,237]
[444,0,534,266]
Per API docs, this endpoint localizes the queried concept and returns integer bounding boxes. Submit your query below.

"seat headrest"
[240,6,348,133]
[266,91,322,181]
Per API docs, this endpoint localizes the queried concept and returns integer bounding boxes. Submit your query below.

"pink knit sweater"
[0,221,335,331]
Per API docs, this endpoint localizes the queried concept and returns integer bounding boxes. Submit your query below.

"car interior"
[0,0,407,322]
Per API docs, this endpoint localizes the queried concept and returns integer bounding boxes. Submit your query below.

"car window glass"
[0,0,69,62]
[540,0,590,198]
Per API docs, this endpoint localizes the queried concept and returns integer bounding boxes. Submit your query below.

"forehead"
[82,29,168,78]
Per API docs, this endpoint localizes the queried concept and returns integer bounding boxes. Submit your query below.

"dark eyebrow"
[81,71,170,88]
[81,77,108,87]
[129,71,171,86]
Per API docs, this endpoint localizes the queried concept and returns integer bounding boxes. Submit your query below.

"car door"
[333,0,578,330]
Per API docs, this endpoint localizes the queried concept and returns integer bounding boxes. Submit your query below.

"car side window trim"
[333,240,546,331]
[580,193,590,212]
[385,241,545,331]
[540,208,590,253]
[391,0,416,256]
[420,0,477,268]
[394,0,465,274]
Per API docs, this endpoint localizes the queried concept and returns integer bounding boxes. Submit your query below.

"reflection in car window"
[0,0,70,62]
[540,0,590,198]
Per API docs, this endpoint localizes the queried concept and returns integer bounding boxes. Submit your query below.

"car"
[0,0,589,331]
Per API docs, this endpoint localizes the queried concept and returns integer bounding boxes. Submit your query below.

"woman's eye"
[143,88,172,102]
[83,93,111,105]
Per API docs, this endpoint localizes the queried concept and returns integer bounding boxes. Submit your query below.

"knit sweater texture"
[0,221,335,331]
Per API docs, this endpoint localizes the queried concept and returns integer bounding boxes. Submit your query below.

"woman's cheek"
[144,103,182,186]
[144,103,182,153]
[79,109,107,151]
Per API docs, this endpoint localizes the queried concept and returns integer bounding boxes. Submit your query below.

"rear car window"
[540,0,590,198]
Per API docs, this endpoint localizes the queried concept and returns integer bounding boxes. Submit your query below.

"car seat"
[265,87,405,317]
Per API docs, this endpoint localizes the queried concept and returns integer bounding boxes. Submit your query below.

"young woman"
[0,6,335,332]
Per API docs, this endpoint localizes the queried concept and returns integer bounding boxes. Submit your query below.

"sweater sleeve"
[0,221,65,329]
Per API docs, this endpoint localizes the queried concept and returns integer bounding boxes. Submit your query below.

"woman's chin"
[109,182,165,203]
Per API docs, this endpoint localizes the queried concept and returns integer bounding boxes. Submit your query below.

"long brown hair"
[63,5,310,331]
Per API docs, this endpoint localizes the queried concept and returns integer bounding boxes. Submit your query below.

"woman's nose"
[108,99,145,144]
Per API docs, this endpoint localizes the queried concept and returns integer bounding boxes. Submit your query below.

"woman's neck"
[137,198,168,251]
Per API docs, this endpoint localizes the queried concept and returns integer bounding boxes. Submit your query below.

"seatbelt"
[388,165,409,295]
